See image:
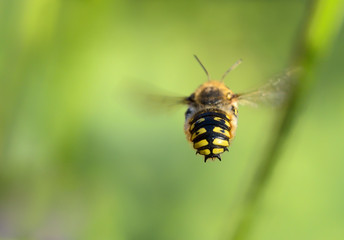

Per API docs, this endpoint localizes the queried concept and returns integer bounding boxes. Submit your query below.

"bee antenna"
[194,55,211,81]
[221,59,243,81]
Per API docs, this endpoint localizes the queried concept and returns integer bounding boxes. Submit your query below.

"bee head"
[193,81,234,106]
[188,55,241,107]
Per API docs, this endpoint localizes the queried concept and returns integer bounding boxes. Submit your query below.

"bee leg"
[214,155,222,161]
[224,147,229,152]
[204,156,209,163]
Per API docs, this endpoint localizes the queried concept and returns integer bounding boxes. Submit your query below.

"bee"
[181,55,294,162]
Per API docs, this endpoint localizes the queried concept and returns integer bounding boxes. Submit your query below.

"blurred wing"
[141,93,188,109]
[123,79,189,112]
[236,68,299,107]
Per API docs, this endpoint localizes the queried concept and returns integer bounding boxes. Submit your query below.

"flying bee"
[179,55,295,162]
[132,55,295,162]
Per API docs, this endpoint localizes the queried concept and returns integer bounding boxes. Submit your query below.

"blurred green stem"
[229,0,344,239]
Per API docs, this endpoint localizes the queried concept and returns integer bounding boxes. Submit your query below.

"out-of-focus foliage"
[0,0,343,240]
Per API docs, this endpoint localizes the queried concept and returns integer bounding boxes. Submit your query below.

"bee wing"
[235,69,299,107]
[123,79,189,112]
[140,93,189,108]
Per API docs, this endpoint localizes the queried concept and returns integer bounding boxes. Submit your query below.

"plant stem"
[228,0,344,239]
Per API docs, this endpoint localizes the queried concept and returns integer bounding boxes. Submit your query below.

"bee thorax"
[198,87,224,105]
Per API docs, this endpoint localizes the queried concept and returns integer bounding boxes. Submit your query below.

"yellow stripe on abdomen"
[213,138,229,147]
[213,127,231,139]
[194,139,208,149]
[191,128,207,141]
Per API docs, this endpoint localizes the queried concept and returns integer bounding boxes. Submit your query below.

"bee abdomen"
[189,109,232,162]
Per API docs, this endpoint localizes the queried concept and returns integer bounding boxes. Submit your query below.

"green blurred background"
[1,0,344,239]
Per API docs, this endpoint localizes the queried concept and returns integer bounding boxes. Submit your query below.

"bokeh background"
[1,0,344,239]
